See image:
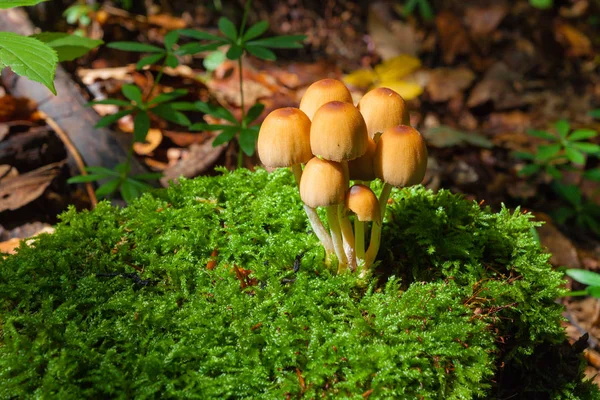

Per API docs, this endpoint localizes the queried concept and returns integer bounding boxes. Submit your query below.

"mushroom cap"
[300,157,348,208]
[310,101,369,162]
[358,87,410,139]
[299,79,353,120]
[257,107,312,168]
[374,125,428,187]
[345,184,380,222]
[348,137,376,181]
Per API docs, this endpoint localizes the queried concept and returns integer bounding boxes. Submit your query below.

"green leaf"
[566,269,600,287]
[131,172,162,181]
[582,214,600,236]
[148,89,188,105]
[417,0,435,20]
[535,143,561,161]
[85,166,120,177]
[584,169,600,181]
[203,50,227,71]
[177,29,226,42]
[150,104,190,126]
[31,32,103,62]
[0,32,58,95]
[552,206,575,224]
[170,101,197,111]
[133,111,150,143]
[218,17,238,41]
[226,44,243,60]
[212,127,239,146]
[244,102,264,123]
[552,182,582,207]
[0,0,48,8]
[565,147,586,165]
[164,31,179,50]
[165,54,179,68]
[95,178,121,198]
[177,42,222,56]
[587,286,600,298]
[247,35,306,49]
[243,21,269,41]
[518,163,541,176]
[121,84,143,105]
[94,109,134,128]
[239,127,258,156]
[246,45,276,61]
[568,129,597,141]
[67,173,105,184]
[190,123,233,131]
[529,0,553,9]
[136,53,165,70]
[88,98,132,107]
[120,180,141,203]
[589,109,600,119]
[527,129,556,141]
[195,102,237,123]
[513,151,535,160]
[402,0,419,16]
[570,142,600,154]
[555,120,570,139]
[108,41,164,53]
[545,165,563,180]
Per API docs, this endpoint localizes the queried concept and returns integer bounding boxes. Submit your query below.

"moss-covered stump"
[0,169,597,399]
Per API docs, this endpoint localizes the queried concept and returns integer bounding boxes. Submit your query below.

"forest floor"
[1,0,600,386]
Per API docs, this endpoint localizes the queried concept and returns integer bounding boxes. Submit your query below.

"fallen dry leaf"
[0,225,55,255]
[465,5,507,37]
[368,3,421,59]
[0,162,62,212]
[426,67,475,102]
[435,11,470,64]
[133,128,162,155]
[467,63,525,109]
[535,212,581,269]
[147,14,187,30]
[554,22,593,57]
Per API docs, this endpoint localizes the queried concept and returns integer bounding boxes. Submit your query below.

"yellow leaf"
[343,69,376,89]
[374,54,421,82]
[377,80,423,100]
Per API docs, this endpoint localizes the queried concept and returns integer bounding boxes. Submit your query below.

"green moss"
[0,168,597,399]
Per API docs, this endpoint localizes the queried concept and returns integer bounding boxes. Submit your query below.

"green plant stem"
[566,290,589,297]
[338,205,357,272]
[146,63,165,102]
[290,164,334,255]
[327,205,347,273]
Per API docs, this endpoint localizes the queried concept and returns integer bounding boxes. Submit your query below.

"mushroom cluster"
[258,79,427,274]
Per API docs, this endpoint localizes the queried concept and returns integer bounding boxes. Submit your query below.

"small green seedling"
[401,0,434,21]
[565,269,600,298]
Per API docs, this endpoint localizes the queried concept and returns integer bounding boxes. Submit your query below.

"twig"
[39,111,98,208]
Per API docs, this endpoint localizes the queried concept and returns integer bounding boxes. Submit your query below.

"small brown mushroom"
[299,78,353,121]
[358,87,410,139]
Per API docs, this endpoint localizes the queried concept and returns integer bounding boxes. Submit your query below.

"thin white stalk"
[364,182,393,271]
[338,205,357,272]
[327,205,347,273]
[354,219,365,263]
[290,164,334,254]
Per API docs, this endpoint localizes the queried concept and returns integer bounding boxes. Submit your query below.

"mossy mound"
[0,169,597,399]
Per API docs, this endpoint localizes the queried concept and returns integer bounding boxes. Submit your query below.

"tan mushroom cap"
[374,125,428,187]
[299,79,353,120]
[345,184,380,222]
[358,87,410,139]
[257,107,312,168]
[300,157,348,208]
[310,101,369,162]
[348,137,376,181]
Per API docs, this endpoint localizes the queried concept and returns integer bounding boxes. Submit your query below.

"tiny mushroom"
[257,107,334,255]
[344,184,380,265]
[299,78,353,121]
[364,124,428,270]
[358,87,410,139]
[300,156,349,272]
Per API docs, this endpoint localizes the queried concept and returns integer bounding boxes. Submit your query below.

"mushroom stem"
[291,164,334,255]
[338,205,357,272]
[363,183,393,271]
[354,219,365,262]
[327,205,348,273]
